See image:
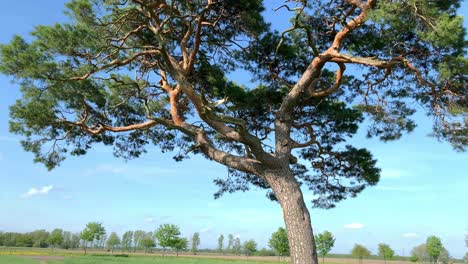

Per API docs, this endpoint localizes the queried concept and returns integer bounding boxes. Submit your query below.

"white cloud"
[403,233,418,238]
[344,223,365,229]
[381,169,405,179]
[144,217,155,223]
[376,185,428,192]
[94,164,125,174]
[200,227,212,233]
[23,185,54,198]
[234,234,241,239]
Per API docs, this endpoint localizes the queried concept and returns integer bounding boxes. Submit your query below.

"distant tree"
[140,233,155,254]
[191,232,200,255]
[227,234,234,253]
[79,222,106,255]
[218,234,224,255]
[438,247,450,264]
[463,253,468,264]
[96,233,107,249]
[243,239,258,257]
[269,227,290,259]
[258,247,276,256]
[233,237,242,256]
[411,244,427,263]
[315,231,336,263]
[48,229,64,251]
[174,237,189,256]
[378,243,395,264]
[31,230,49,248]
[426,236,443,264]
[121,231,133,252]
[133,230,146,252]
[154,224,181,256]
[70,233,80,249]
[352,244,371,264]
[106,232,121,254]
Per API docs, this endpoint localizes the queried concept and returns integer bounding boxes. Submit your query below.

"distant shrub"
[410,256,419,262]
[114,254,129,257]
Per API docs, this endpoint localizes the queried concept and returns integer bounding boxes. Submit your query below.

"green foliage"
[268,227,289,257]
[438,247,450,264]
[378,243,395,261]
[315,231,335,262]
[139,233,155,253]
[233,237,242,256]
[106,232,121,252]
[411,244,428,263]
[426,236,444,263]
[191,232,200,255]
[352,244,371,262]
[243,239,258,256]
[80,222,106,253]
[154,224,181,252]
[121,231,134,252]
[47,229,64,249]
[217,234,224,254]
[173,237,189,255]
[0,0,466,215]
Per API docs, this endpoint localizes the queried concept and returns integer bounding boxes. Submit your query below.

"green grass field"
[0,255,289,264]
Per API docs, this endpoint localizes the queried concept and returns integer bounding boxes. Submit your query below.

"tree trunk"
[265,169,319,264]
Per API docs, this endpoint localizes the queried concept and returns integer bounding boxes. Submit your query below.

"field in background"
[0,248,464,264]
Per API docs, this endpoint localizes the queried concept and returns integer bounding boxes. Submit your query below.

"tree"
[30,230,49,248]
[133,230,146,252]
[140,233,155,254]
[233,237,242,256]
[79,222,106,255]
[269,227,290,258]
[411,244,427,263]
[174,237,189,256]
[191,232,200,255]
[106,232,121,254]
[48,229,64,251]
[227,234,234,253]
[426,236,443,264]
[218,234,224,255]
[463,253,468,264]
[1,1,466,263]
[243,239,258,257]
[315,231,335,263]
[438,247,450,264]
[154,224,181,256]
[378,243,395,264]
[352,244,371,264]
[121,231,134,252]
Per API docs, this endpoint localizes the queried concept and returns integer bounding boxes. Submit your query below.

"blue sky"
[0,0,467,258]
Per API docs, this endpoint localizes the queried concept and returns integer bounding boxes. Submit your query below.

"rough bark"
[265,169,318,264]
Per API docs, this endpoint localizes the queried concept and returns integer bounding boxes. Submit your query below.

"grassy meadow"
[0,255,290,264]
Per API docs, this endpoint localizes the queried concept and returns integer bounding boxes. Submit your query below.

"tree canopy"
[0,1,465,263]
[1,0,465,209]
[315,231,335,263]
[269,227,290,257]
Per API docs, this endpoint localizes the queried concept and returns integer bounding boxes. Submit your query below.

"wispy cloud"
[403,233,418,238]
[94,164,126,174]
[344,223,365,229]
[200,227,212,233]
[144,217,155,223]
[375,185,428,192]
[381,169,406,179]
[22,185,54,198]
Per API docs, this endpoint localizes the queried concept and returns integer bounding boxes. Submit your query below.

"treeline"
[1,223,463,263]
[0,229,80,249]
